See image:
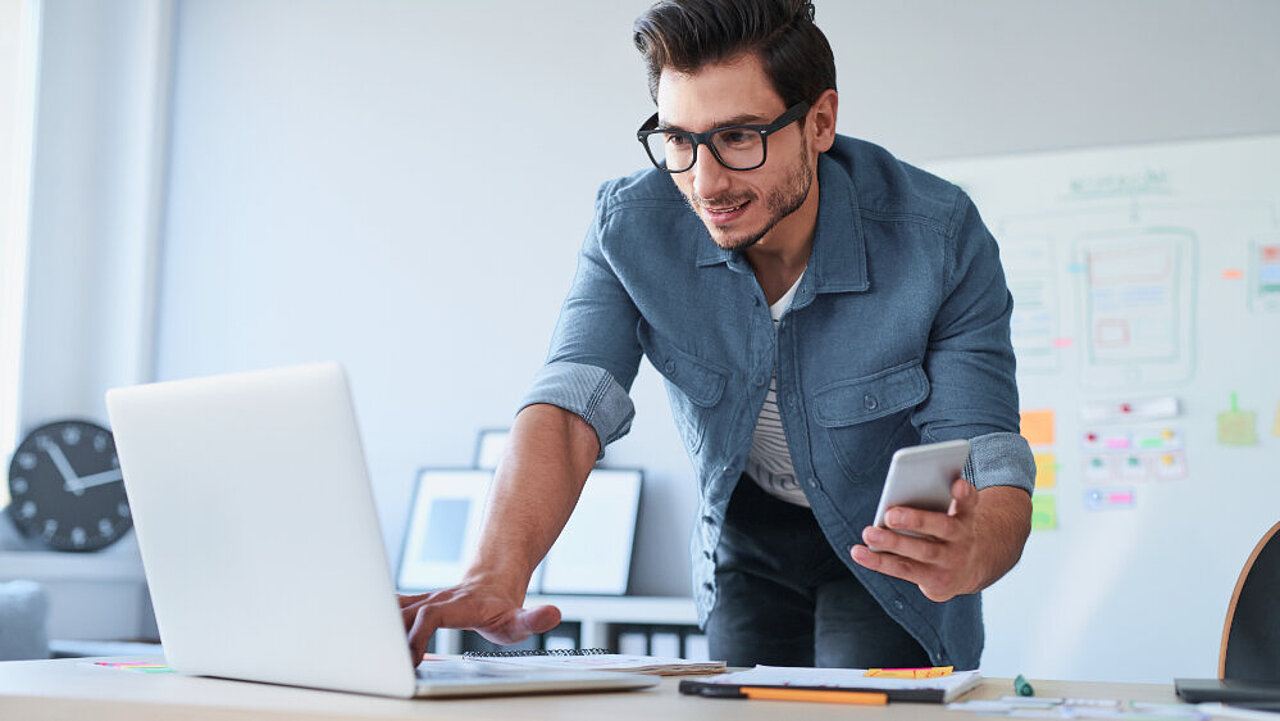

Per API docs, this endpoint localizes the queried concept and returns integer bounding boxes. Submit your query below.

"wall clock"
[6,419,132,551]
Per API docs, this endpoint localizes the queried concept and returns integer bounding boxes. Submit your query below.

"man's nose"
[690,144,732,201]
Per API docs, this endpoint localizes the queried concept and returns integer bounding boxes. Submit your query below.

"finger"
[850,543,926,584]
[407,606,444,662]
[948,478,977,517]
[853,544,958,601]
[522,604,562,635]
[479,604,562,645]
[400,595,438,630]
[883,505,959,541]
[398,592,431,609]
[861,525,943,564]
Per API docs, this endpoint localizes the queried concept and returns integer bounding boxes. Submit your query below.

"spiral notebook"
[464,649,727,676]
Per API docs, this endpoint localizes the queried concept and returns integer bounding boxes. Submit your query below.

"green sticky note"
[1031,494,1057,530]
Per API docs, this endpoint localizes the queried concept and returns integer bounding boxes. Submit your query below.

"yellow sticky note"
[865,666,953,679]
[1031,494,1057,531]
[1033,453,1057,490]
[1273,402,1280,438]
[1218,410,1258,446]
[1021,409,1055,447]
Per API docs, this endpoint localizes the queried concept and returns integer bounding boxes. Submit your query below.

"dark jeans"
[706,477,932,668]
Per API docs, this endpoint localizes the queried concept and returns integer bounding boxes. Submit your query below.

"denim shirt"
[521,135,1035,669]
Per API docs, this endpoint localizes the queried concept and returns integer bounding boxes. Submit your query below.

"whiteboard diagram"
[927,135,1280,684]
[1077,229,1195,387]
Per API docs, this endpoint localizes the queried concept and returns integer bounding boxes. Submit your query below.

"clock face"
[7,420,132,552]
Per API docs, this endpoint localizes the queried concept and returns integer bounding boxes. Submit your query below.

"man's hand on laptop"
[400,579,561,662]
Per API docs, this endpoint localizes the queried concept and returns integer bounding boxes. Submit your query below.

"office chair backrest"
[1220,520,1280,682]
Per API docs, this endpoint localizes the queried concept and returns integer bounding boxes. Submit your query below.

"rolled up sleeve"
[520,362,635,459]
[964,431,1035,494]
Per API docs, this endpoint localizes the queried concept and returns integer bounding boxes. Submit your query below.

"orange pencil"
[739,687,889,705]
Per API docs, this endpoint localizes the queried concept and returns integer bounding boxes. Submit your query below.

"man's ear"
[809,89,838,153]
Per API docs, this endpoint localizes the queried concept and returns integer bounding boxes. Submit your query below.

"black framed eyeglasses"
[636,101,810,173]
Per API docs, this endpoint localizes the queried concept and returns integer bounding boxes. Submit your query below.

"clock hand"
[37,436,82,490]
[75,467,124,490]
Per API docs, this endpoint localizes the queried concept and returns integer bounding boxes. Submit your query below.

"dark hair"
[633,0,836,108]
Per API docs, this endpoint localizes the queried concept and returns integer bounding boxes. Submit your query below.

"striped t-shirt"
[745,273,809,507]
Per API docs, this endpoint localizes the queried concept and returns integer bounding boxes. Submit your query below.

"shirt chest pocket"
[810,359,929,483]
[637,323,728,454]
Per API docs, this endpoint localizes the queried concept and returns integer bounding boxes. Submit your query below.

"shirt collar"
[694,153,870,295]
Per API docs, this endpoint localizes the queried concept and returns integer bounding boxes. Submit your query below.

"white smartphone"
[871,439,972,533]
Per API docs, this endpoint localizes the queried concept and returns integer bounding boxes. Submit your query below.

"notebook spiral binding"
[463,648,612,658]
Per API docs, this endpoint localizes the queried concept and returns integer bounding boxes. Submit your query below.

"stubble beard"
[688,149,816,252]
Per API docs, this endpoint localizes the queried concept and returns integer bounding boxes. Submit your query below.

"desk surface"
[0,656,1181,721]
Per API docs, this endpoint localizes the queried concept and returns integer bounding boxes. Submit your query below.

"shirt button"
[664,359,676,374]
[893,598,905,611]
[808,477,819,489]
[787,393,797,407]
[864,394,878,411]
[753,374,766,387]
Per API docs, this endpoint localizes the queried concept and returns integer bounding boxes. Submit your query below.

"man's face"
[656,53,815,252]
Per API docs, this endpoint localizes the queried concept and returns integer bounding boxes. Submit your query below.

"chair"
[1176,521,1280,704]
[1220,520,1280,682]
[0,579,50,661]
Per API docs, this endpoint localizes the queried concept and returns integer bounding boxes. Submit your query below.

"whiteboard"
[925,135,1280,683]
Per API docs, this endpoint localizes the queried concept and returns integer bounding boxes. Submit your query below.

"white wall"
[0,0,36,473]
[14,0,1280,672]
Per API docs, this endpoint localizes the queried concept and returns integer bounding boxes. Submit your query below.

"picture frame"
[396,469,493,592]
[472,428,510,470]
[538,468,643,596]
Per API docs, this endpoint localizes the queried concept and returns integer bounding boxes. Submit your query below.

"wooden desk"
[0,656,1181,721]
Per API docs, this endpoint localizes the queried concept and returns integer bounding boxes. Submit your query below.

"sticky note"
[1033,453,1057,489]
[1031,494,1057,530]
[1103,433,1131,450]
[1221,269,1245,280]
[1218,396,1258,447]
[1083,455,1112,482]
[1084,488,1136,510]
[1219,410,1258,446]
[93,662,174,673]
[1273,402,1280,438]
[1121,455,1148,480]
[1156,451,1188,480]
[865,667,953,679]
[1021,409,1055,446]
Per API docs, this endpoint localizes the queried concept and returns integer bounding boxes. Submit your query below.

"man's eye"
[719,130,754,146]
[665,134,690,147]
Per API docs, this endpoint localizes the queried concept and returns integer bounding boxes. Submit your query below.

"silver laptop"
[105,362,657,698]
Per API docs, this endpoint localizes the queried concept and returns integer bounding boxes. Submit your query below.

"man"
[401,0,1034,669]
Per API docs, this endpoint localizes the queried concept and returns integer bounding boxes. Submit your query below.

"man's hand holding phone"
[850,439,1033,603]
